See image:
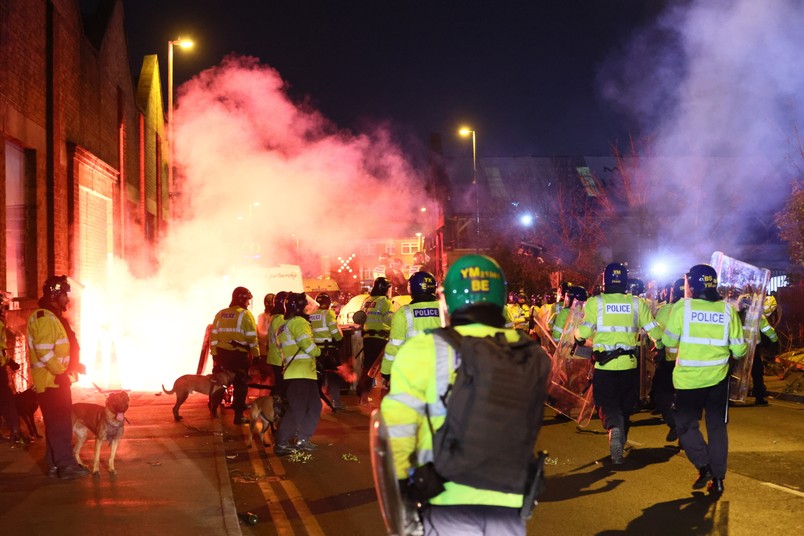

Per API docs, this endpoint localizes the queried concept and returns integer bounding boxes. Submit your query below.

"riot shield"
[369,409,404,536]
[545,301,596,427]
[710,251,770,403]
[531,315,557,355]
[196,324,212,375]
[637,330,656,404]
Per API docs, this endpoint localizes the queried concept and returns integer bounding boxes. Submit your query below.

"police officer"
[256,293,275,360]
[575,263,664,464]
[753,314,778,406]
[380,271,442,379]
[210,287,260,425]
[274,292,321,454]
[357,277,393,403]
[381,255,546,535]
[662,264,747,493]
[27,276,89,479]
[652,277,685,441]
[506,292,531,332]
[0,299,21,444]
[267,291,289,394]
[551,285,588,343]
[308,293,344,409]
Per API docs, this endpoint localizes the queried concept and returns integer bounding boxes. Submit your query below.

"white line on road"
[761,482,804,498]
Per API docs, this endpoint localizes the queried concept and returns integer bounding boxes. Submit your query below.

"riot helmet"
[271,291,289,315]
[263,293,276,313]
[409,271,437,301]
[517,292,528,304]
[43,275,71,300]
[628,278,645,296]
[316,293,332,308]
[370,277,391,297]
[543,290,557,304]
[230,286,253,308]
[443,255,507,315]
[284,292,308,318]
[604,263,628,294]
[687,264,720,301]
[565,285,588,305]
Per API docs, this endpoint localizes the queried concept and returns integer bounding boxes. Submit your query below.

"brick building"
[0,0,166,368]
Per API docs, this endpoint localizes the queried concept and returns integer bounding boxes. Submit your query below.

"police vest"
[277,316,320,380]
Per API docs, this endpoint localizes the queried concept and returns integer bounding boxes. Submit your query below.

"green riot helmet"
[443,255,507,315]
[604,263,628,293]
[687,264,719,301]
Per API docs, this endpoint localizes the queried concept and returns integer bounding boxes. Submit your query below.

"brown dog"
[246,395,284,448]
[72,391,131,474]
[162,371,235,421]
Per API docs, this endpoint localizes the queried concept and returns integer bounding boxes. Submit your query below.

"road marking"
[245,440,294,534]
[266,454,326,536]
[761,482,804,498]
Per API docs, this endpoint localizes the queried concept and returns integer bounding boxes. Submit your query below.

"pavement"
[0,371,801,535]
[0,386,241,535]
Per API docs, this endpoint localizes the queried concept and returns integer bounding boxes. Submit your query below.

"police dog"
[14,387,41,440]
[246,395,284,448]
[72,391,131,474]
[162,371,235,422]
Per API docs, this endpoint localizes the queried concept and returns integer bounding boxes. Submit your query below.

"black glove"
[55,373,72,386]
[7,359,20,371]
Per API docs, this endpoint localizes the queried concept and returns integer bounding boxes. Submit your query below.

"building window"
[360,243,376,256]
[400,241,418,255]
[385,242,395,255]
[5,142,34,298]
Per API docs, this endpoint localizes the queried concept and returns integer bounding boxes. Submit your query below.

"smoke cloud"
[598,0,804,270]
[83,56,428,390]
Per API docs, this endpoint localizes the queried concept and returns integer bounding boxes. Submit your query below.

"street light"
[168,37,194,220]
[459,127,480,251]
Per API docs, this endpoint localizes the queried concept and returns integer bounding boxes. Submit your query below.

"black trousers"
[651,358,676,429]
[0,366,19,433]
[357,337,387,397]
[212,348,250,414]
[673,376,730,478]
[750,351,767,400]
[592,368,639,433]
[38,382,74,469]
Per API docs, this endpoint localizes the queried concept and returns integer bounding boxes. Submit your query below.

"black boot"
[707,478,725,494]
[693,465,713,489]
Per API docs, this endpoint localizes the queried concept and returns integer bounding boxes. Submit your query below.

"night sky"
[122,0,667,158]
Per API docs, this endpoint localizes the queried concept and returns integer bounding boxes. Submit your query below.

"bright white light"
[650,261,668,278]
[519,214,534,226]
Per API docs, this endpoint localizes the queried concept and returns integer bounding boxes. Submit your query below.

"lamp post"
[167,37,193,220]
[459,127,479,251]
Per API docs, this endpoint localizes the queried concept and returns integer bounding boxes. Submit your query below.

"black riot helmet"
[43,275,71,300]
[628,278,645,296]
[565,285,588,305]
[230,286,253,308]
[687,264,720,301]
[409,271,437,302]
[284,292,308,318]
[370,277,391,297]
[604,263,628,294]
[316,293,332,308]
[271,291,289,315]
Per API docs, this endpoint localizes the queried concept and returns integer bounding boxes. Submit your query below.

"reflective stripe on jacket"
[381,301,442,375]
[380,323,524,508]
[278,316,321,380]
[576,294,664,371]
[309,308,343,344]
[362,296,393,338]
[27,308,70,393]
[210,306,259,356]
[662,298,747,389]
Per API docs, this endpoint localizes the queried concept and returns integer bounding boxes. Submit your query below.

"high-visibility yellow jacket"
[27,309,70,393]
[309,307,342,344]
[551,307,571,342]
[278,316,321,380]
[654,301,682,361]
[267,314,285,366]
[506,303,531,331]
[381,323,525,508]
[576,293,664,371]
[362,296,393,339]
[210,306,259,357]
[662,298,747,389]
[759,315,778,343]
[381,300,442,375]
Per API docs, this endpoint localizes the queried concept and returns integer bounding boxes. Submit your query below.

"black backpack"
[429,327,551,494]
